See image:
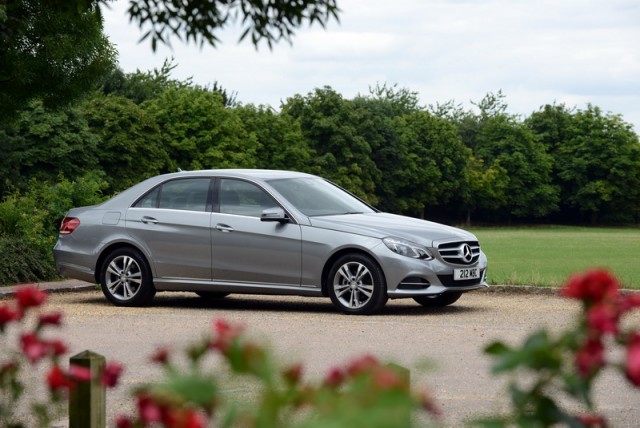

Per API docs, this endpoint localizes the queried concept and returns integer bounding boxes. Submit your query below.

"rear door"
[125,177,213,280]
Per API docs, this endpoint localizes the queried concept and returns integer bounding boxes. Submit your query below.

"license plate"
[454,268,480,281]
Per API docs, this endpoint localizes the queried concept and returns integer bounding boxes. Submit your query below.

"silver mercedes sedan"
[54,169,488,314]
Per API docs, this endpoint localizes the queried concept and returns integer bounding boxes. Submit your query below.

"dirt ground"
[5,285,640,427]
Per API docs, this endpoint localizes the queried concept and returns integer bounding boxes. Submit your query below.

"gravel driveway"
[5,285,640,427]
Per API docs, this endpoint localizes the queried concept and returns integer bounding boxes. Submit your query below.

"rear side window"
[134,178,212,212]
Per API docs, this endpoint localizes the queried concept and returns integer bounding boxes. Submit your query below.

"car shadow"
[67,290,484,316]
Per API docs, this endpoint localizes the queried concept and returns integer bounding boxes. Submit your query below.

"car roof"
[166,169,315,181]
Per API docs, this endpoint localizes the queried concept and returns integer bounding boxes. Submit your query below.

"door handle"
[215,224,234,232]
[141,216,158,224]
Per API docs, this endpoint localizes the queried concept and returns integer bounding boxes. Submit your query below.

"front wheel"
[100,248,155,307]
[413,292,462,308]
[327,254,388,315]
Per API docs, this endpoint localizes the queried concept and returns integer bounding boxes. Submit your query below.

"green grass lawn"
[468,226,640,290]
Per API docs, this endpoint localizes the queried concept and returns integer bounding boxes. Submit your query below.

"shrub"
[0,236,56,285]
[0,173,108,284]
[478,269,640,427]
[115,319,441,428]
[0,285,122,426]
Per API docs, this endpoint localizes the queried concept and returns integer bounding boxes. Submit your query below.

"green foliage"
[144,86,259,171]
[235,104,314,172]
[81,94,170,192]
[119,320,439,427]
[126,0,340,51]
[476,270,640,427]
[0,174,107,284]
[0,235,56,285]
[0,0,116,124]
[0,101,101,197]
[282,87,380,203]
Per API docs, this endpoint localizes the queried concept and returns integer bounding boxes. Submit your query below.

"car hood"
[308,213,477,247]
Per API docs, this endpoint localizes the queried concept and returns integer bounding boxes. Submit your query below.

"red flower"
[47,339,68,357]
[561,270,619,304]
[346,354,380,376]
[620,294,640,314]
[20,333,47,363]
[38,312,63,327]
[587,303,619,335]
[576,413,608,427]
[182,409,207,428]
[373,366,407,390]
[211,319,244,353]
[323,366,346,387]
[15,286,47,309]
[47,365,72,391]
[115,415,133,428]
[283,363,304,385]
[137,394,162,424]
[625,332,640,387]
[150,346,171,365]
[69,364,92,381]
[0,304,21,329]
[102,361,124,388]
[575,338,605,377]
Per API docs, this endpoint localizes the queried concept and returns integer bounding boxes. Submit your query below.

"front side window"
[218,179,278,217]
[134,178,212,212]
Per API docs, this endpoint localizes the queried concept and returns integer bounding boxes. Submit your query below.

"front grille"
[437,269,485,287]
[437,241,480,265]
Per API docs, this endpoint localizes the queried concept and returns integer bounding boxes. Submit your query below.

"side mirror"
[260,207,290,224]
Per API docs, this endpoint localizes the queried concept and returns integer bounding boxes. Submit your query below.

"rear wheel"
[327,254,388,315]
[413,292,462,308]
[100,248,155,307]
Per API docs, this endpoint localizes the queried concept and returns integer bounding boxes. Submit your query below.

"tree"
[282,87,380,203]
[143,86,259,171]
[392,111,471,218]
[124,0,340,50]
[0,101,101,197]
[452,92,559,223]
[555,106,640,224]
[235,104,314,172]
[0,0,116,124]
[81,94,170,192]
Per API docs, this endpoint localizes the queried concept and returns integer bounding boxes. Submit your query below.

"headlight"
[383,237,433,260]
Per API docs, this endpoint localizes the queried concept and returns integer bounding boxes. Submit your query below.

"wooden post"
[69,350,106,428]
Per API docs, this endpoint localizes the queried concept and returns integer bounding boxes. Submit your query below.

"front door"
[211,178,302,286]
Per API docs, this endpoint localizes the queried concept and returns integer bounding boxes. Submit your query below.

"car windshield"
[267,177,376,217]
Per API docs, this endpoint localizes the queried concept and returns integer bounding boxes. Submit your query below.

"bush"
[0,286,121,426]
[0,173,108,285]
[0,235,56,285]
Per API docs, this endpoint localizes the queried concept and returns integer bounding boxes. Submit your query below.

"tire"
[413,292,462,308]
[100,248,156,307]
[327,254,388,315]
[195,291,230,299]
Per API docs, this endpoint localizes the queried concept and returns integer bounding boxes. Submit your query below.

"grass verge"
[469,226,640,290]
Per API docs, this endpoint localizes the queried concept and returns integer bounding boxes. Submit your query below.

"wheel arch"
[94,242,153,284]
[320,248,386,296]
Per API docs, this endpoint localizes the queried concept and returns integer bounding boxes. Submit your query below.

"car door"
[211,178,302,286]
[125,177,213,281]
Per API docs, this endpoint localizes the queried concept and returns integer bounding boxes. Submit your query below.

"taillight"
[60,217,80,235]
